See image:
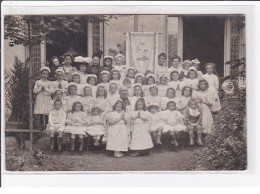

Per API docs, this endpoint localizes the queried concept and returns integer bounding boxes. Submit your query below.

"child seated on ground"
[86,105,106,146]
[160,101,187,147]
[64,101,88,151]
[105,100,130,158]
[46,99,66,151]
[183,98,203,146]
[147,103,163,145]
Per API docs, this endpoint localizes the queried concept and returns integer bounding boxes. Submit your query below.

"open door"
[183,16,225,76]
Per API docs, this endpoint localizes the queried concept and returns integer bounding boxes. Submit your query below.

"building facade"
[4,15,246,78]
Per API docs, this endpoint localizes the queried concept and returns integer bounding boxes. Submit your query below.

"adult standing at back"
[87,51,104,81]
[156,53,168,82]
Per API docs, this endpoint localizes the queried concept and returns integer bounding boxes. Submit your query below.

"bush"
[5,57,30,127]
[182,103,247,171]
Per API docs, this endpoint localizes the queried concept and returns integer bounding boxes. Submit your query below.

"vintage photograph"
[4,14,247,171]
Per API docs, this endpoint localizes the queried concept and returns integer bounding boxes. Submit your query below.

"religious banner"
[126,32,158,74]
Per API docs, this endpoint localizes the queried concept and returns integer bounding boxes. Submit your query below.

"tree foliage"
[5,57,30,126]
[4,15,120,47]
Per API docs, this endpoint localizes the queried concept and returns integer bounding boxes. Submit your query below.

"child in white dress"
[52,69,69,95]
[183,98,203,146]
[143,73,156,96]
[110,68,122,86]
[71,72,84,96]
[86,105,106,146]
[64,83,82,113]
[50,89,67,111]
[33,66,53,130]
[158,75,169,97]
[145,84,162,109]
[81,85,97,114]
[95,84,109,114]
[46,99,66,151]
[86,74,97,98]
[184,67,199,93]
[178,86,193,112]
[147,103,163,145]
[161,101,187,147]
[126,67,136,85]
[122,78,133,97]
[64,101,88,151]
[168,70,183,97]
[130,98,153,157]
[202,63,221,112]
[113,54,126,80]
[193,79,214,134]
[134,73,145,85]
[192,58,203,77]
[105,100,129,158]
[100,70,111,91]
[182,60,192,79]
[61,53,77,82]
[130,83,144,112]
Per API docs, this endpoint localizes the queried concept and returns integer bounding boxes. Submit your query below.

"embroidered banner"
[126,32,158,74]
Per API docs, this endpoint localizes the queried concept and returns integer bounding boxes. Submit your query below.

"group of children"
[33,52,221,157]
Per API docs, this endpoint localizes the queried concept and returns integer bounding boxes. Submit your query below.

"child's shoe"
[130,151,140,157]
[94,140,100,146]
[114,151,124,158]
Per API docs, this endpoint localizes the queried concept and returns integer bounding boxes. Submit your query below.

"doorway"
[46,27,88,66]
[183,16,225,76]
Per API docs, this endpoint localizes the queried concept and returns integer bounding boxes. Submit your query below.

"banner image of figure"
[126,32,158,74]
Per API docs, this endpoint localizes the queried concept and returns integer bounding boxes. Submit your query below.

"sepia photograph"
[3,6,248,172]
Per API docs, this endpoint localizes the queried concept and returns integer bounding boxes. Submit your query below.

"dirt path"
[41,146,201,171]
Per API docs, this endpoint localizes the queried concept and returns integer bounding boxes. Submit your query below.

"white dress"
[193,90,215,134]
[64,111,88,135]
[113,65,127,80]
[184,78,199,92]
[81,96,98,114]
[158,85,169,97]
[33,79,53,114]
[130,111,153,150]
[148,112,164,132]
[105,111,130,152]
[46,109,66,132]
[168,80,183,97]
[156,65,168,81]
[73,82,84,96]
[201,73,221,112]
[130,96,142,112]
[64,95,82,113]
[145,95,162,109]
[143,85,152,96]
[160,110,187,133]
[86,115,106,136]
[95,97,110,113]
[107,93,120,111]
[78,71,88,84]
[52,80,69,95]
